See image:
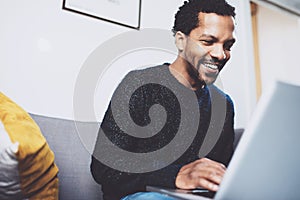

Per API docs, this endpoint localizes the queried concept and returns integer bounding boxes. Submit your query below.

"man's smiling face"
[180,12,236,85]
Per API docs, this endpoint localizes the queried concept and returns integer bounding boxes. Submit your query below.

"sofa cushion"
[0,129,21,200]
[0,93,59,199]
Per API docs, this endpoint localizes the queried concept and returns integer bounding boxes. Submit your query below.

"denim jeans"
[121,192,176,200]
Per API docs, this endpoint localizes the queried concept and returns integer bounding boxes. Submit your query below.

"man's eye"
[201,40,214,45]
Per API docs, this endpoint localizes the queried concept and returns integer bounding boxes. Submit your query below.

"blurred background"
[1,0,299,129]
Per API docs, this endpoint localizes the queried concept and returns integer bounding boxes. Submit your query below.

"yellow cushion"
[0,93,59,199]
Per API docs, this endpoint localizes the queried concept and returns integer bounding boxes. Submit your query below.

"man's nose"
[210,44,226,61]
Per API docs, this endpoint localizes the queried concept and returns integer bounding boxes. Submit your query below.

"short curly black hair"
[172,0,236,35]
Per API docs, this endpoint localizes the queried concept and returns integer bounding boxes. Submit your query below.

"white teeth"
[204,63,218,70]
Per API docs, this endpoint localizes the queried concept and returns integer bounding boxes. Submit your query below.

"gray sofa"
[29,113,243,200]
[30,114,103,200]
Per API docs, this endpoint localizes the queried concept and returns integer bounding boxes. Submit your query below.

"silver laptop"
[148,80,300,200]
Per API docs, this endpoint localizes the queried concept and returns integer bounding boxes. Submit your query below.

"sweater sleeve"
[90,102,146,199]
[90,102,184,199]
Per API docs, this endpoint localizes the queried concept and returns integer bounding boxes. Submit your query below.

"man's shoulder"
[120,64,170,85]
[113,63,170,93]
[127,64,169,76]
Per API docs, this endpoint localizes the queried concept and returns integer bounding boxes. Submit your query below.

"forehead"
[190,12,235,39]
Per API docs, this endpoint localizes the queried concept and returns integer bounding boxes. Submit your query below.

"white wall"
[256,5,300,92]
[223,0,257,128]
[0,0,256,128]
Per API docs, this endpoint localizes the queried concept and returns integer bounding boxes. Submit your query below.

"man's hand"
[175,158,226,192]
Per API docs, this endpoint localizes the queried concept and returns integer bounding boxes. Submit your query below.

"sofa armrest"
[233,128,244,150]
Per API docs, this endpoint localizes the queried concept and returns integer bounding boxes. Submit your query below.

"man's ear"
[175,31,186,52]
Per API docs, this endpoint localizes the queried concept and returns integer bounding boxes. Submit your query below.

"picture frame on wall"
[62,0,142,30]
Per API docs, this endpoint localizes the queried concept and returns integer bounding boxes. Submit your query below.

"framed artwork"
[62,0,142,30]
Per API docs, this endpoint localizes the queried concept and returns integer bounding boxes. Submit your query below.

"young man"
[91,0,236,199]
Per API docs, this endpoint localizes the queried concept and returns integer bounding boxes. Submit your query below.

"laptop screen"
[216,81,300,200]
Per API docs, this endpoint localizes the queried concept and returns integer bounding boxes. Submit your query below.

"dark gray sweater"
[91,64,235,200]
